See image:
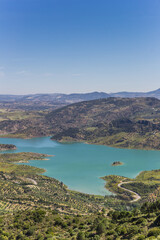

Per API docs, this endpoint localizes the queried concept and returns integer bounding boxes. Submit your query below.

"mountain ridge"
[0,89,160,111]
[0,88,160,103]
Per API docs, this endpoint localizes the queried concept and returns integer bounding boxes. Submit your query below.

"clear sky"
[0,0,160,94]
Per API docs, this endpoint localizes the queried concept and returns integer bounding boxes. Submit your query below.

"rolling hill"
[0,88,160,111]
[1,97,160,150]
[47,97,160,150]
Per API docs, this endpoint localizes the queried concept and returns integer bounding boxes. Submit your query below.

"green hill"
[47,97,160,150]
[1,97,160,150]
[1,199,160,239]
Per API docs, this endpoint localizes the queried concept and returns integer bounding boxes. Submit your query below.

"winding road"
[118,181,141,202]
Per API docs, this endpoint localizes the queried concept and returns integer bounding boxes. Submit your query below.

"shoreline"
[53,138,160,151]
[1,136,160,198]
[1,134,160,151]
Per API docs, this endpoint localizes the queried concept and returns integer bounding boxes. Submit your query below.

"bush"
[54,217,63,226]
[137,235,146,240]
[77,232,85,240]
[106,229,115,236]
[154,215,160,226]
[136,217,147,225]
[116,226,127,235]
[15,232,25,240]
[46,228,54,235]
[32,209,46,223]
[96,223,106,235]
[36,234,44,240]
[0,236,8,240]
[148,227,160,237]
[127,225,139,236]
[91,235,100,240]
[26,228,34,236]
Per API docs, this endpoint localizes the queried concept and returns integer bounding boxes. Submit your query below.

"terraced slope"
[1,199,160,239]
[0,152,115,214]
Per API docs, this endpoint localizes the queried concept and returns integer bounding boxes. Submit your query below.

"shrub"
[54,217,63,226]
[26,227,34,236]
[116,226,127,235]
[32,209,46,223]
[46,228,54,235]
[136,217,147,225]
[77,231,85,240]
[0,236,8,240]
[154,215,160,226]
[106,229,115,236]
[127,225,139,236]
[91,235,100,240]
[96,223,106,235]
[137,235,146,240]
[148,227,160,237]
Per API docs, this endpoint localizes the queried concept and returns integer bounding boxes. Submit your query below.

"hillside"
[47,97,160,150]
[0,92,109,111]
[1,98,160,239]
[1,200,160,239]
[0,151,113,215]
[1,97,160,150]
[1,150,160,239]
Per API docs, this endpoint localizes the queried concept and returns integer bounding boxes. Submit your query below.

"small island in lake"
[112,161,123,166]
[0,144,17,151]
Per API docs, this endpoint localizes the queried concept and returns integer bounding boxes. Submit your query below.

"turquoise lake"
[1,137,160,196]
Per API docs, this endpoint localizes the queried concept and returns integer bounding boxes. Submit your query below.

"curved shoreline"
[1,133,160,151]
[1,136,160,198]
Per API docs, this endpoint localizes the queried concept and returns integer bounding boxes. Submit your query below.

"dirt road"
[118,181,141,202]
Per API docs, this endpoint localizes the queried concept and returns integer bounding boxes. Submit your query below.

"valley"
[0,139,160,239]
[1,96,160,239]
[1,97,160,150]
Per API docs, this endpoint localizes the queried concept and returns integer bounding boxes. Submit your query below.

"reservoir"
[1,137,160,196]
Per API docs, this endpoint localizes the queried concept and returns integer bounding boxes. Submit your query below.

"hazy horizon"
[0,0,160,94]
[0,88,160,96]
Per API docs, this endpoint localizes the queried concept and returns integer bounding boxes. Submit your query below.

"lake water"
[1,137,160,196]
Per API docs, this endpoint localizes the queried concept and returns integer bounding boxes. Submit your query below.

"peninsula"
[0,144,16,151]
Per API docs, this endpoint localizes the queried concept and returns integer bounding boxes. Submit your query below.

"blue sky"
[0,0,160,94]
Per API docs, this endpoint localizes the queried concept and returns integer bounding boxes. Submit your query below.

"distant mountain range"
[0,89,160,111]
[110,88,160,99]
[0,89,160,104]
